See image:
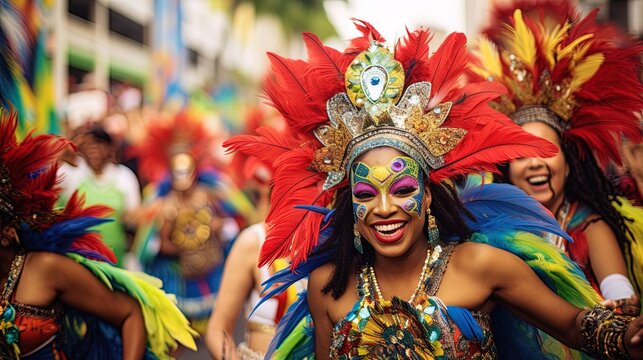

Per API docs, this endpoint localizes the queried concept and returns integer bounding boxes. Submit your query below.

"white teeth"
[374,222,404,232]
[527,175,548,184]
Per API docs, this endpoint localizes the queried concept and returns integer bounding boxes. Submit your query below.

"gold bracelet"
[580,305,634,360]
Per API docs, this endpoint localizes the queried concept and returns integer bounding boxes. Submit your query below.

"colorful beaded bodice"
[329,244,497,359]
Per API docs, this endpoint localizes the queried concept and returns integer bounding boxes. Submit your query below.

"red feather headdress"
[0,108,115,263]
[134,112,219,184]
[469,0,643,168]
[225,20,560,270]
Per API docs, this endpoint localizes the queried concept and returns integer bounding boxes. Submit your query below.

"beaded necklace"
[368,244,443,303]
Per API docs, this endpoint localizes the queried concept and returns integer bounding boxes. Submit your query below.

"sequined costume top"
[1,252,64,359]
[329,244,497,359]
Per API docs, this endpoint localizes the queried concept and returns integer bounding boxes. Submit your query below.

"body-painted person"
[224,20,643,359]
[469,0,643,315]
[0,109,196,359]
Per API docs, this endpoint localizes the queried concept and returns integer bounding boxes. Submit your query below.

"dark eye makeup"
[389,176,419,195]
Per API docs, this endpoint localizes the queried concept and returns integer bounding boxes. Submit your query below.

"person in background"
[133,112,253,334]
[0,108,196,359]
[58,125,141,267]
[206,108,301,359]
[469,0,643,314]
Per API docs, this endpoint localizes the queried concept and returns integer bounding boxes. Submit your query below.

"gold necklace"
[369,245,441,303]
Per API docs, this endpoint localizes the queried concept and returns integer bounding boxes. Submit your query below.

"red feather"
[346,18,386,54]
[395,27,433,87]
[302,32,353,102]
[58,192,117,263]
[263,53,327,134]
[259,147,331,268]
[426,32,469,107]
[432,82,559,182]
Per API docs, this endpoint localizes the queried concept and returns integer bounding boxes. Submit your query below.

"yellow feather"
[541,22,572,68]
[569,53,603,92]
[557,34,594,60]
[474,37,503,80]
[506,9,536,66]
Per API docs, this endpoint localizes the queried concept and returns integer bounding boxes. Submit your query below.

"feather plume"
[426,32,468,107]
[504,10,537,67]
[346,18,386,54]
[302,32,353,101]
[468,37,502,81]
[64,254,198,358]
[431,82,558,183]
[260,147,333,268]
[395,27,433,86]
[223,127,302,165]
[263,53,327,133]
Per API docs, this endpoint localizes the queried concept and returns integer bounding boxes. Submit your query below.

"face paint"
[351,156,424,219]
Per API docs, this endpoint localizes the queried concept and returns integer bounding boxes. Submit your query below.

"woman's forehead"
[353,147,411,166]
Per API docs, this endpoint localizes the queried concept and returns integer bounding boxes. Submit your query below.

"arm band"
[599,274,635,300]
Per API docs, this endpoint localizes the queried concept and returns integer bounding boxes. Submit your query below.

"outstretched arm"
[476,243,642,358]
[42,252,146,360]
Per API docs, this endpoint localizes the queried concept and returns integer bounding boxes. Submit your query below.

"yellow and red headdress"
[470,0,643,167]
[225,20,561,269]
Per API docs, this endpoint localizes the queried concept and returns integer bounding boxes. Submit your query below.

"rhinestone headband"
[511,105,570,134]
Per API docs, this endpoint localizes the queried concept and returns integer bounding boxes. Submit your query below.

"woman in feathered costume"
[225,20,643,359]
[469,0,643,315]
[133,111,253,333]
[0,109,196,359]
[206,107,303,359]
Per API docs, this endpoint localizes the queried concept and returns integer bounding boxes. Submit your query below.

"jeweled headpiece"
[469,0,643,167]
[226,20,560,269]
[312,42,467,189]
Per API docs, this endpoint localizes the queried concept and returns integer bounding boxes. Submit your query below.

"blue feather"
[458,180,572,242]
[19,217,115,263]
[265,292,311,359]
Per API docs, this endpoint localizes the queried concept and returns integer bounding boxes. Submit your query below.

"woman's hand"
[602,294,641,317]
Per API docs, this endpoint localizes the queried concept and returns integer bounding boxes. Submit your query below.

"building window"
[68,0,94,22]
[108,8,147,45]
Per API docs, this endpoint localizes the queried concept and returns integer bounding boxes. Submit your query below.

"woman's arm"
[308,264,334,359]
[40,252,146,360]
[584,219,635,299]
[473,243,642,357]
[205,227,260,359]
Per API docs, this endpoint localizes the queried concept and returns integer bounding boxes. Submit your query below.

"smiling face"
[508,121,568,213]
[351,147,431,258]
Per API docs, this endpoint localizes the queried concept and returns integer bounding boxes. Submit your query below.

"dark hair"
[88,126,113,145]
[314,180,473,299]
[561,140,632,249]
[500,139,632,250]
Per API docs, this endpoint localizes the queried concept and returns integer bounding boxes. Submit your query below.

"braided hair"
[314,180,473,299]
[562,140,632,249]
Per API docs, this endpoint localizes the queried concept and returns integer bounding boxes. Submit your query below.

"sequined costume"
[331,244,496,359]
